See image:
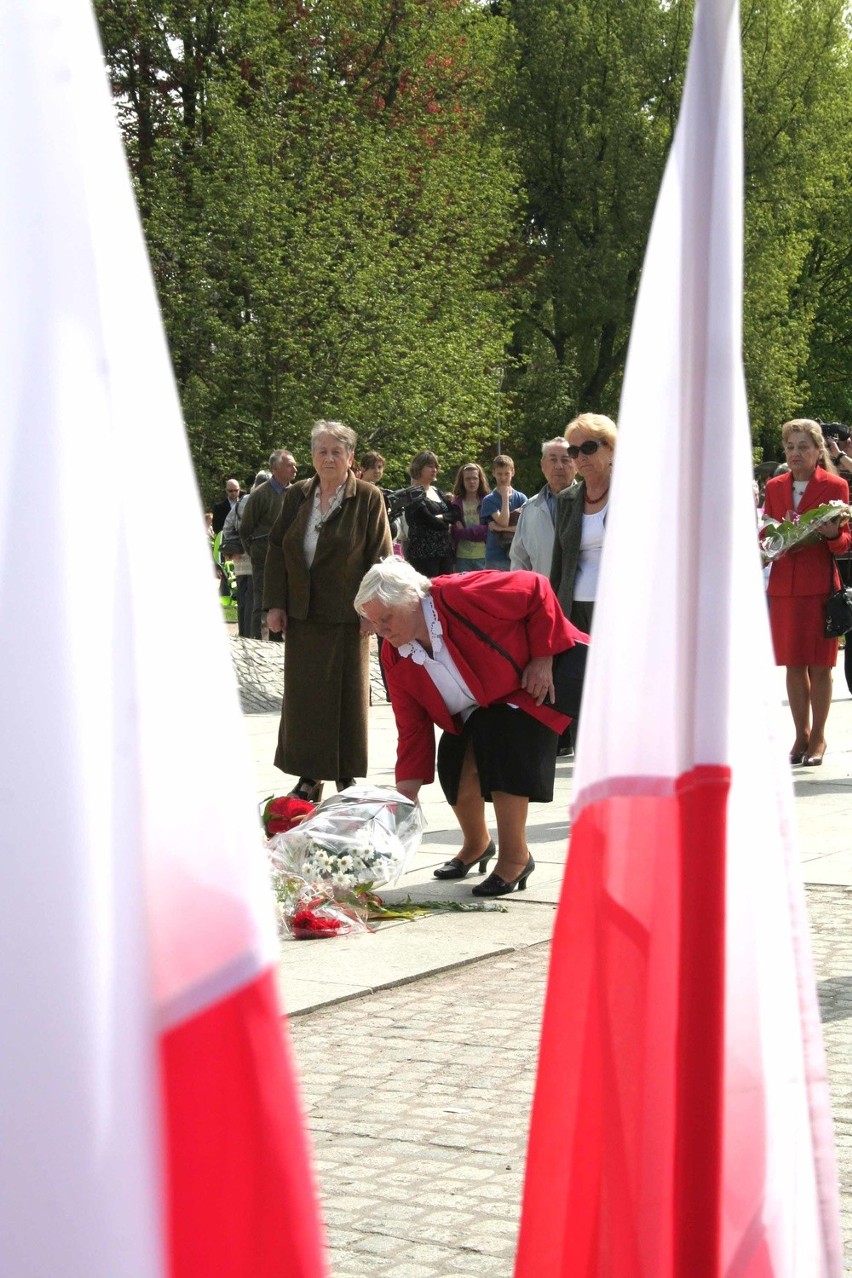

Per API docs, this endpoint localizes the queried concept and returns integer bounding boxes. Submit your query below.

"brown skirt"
[274,619,370,781]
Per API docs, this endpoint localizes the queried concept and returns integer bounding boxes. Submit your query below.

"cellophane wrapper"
[760,500,852,562]
[278,879,370,940]
[267,784,422,892]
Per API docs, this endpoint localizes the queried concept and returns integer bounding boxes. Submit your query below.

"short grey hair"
[310,419,357,453]
[541,437,571,456]
[354,557,431,617]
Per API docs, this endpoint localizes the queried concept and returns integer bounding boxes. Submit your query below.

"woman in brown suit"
[264,420,393,800]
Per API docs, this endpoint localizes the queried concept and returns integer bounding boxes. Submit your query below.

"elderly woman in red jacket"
[763,419,850,766]
[355,559,587,896]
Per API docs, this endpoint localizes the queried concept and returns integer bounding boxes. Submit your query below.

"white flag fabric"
[517,0,842,1273]
[0,3,325,1274]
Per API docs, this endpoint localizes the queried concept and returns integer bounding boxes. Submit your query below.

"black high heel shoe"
[289,778,324,803]
[336,777,356,792]
[471,854,535,897]
[433,840,496,880]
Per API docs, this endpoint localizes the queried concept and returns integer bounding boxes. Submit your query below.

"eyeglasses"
[566,440,606,458]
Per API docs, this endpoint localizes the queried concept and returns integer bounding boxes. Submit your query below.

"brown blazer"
[263,472,393,623]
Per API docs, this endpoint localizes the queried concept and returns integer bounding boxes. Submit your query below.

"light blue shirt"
[481,488,527,568]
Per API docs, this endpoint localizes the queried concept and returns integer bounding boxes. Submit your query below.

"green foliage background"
[96,0,852,501]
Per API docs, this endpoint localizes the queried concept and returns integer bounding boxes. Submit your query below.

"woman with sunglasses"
[550,412,618,632]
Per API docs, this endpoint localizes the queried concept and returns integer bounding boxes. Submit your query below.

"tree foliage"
[96,0,520,497]
[502,0,852,460]
[96,0,852,488]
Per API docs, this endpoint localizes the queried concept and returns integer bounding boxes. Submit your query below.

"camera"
[384,485,425,524]
[818,419,851,442]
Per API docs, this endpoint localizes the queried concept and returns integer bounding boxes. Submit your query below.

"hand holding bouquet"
[760,500,852,563]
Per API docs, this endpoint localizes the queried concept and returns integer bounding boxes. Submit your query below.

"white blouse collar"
[398,595,444,664]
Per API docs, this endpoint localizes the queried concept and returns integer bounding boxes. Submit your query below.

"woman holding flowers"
[762,419,850,766]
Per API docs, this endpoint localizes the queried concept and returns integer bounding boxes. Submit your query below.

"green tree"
[740,0,852,456]
[96,0,520,499]
[501,0,852,460]
[500,0,683,449]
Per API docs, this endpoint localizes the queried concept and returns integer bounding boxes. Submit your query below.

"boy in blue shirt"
[481,455,527,570]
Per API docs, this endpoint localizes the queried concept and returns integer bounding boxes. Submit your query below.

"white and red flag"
[516,0,842,1274]
[0,3,325,1275]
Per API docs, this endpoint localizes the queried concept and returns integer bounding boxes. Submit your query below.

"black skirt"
[437,704,559,805]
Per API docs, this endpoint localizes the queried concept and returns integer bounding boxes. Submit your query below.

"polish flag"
[515,0,842,1274]
[0,4,325,1276]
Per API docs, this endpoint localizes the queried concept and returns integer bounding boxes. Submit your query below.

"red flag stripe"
[161,969,326,1278]
[517,769,730,1277]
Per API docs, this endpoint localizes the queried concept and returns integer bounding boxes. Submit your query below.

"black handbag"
[824,587,852,637]
[823,552,852,637]
[441,599,588,718]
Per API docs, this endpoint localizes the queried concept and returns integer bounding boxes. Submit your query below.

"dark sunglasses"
[566,440,605,458]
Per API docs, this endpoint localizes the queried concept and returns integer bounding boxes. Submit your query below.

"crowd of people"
[209,412,850,891]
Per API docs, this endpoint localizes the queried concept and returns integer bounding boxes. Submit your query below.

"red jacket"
[763,468,850,597]
[381,570,588,784]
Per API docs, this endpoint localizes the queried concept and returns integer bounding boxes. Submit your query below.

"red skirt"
[769,593,838,667]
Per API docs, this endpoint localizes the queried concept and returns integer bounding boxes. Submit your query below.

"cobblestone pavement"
[289,884,852,1276]
[228,635,387,713]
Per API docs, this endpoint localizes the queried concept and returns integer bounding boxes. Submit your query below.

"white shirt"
[398,597,478,720]
[303,483,345,568]
[573,505,608,602]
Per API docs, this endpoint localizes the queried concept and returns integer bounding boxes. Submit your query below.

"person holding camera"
[404,451,459,578]
[762,419,850,766]
[823,426,852,477]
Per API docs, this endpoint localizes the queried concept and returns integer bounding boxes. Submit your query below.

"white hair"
[310,419,357,453]
[541,437,570,456]
[354,557,431,617]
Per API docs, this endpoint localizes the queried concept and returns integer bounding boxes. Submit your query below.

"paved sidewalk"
[289,885,851,1276]
[244,656,852,1272]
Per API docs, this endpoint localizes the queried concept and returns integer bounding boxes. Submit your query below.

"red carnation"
[263,794,315,836]
[290,909,343,939]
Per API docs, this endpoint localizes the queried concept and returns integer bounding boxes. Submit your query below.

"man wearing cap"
[240,449,297,639]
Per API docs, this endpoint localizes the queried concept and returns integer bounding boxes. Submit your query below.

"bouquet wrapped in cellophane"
[268,785,422,889]
[281,880,370,940]
[268,785,423,938]
[760,500,852,563]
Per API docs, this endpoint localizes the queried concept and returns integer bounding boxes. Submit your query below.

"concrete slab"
[246,643,852,1013]
[276,902,557,1015]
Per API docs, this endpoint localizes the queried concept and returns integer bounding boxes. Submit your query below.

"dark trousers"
[236,575,253,638]
[407,553,454,579]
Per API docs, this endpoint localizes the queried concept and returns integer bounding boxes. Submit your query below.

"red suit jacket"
[763,467,850,597]
[381,570,587,785]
